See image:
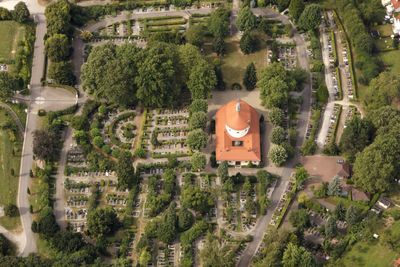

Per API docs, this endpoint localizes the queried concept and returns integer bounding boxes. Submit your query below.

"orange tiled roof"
[392,0,400,9]
[215,99,261,162]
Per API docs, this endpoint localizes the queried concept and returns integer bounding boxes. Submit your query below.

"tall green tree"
[339,116,375,162]
[0,72,17,100]
[116,152,136,190]
[213,36,226,56]
[45,0,71,35]
[269,145,288,166]
[189,99,208,115]
[236,6,257,32]
[200,234,235,267]
[218,161,229,182]
[45,34,71,62]
[186,24,205,47]
[240,31,257,54]
[13,2,30,23]
[187,129,207,151]
[208,8,230,37]
[187,59,216,100]
[136,43,182,107]
[271,126,286,145]
[87,207,119,238]
[243,62,257,90]
[48,61,75,86]
[282,243,314,267]
[298,4,322,31]
[189,111,208,130]
[289,0,305,22]
[157,204,178,244]
[191,152,207,171]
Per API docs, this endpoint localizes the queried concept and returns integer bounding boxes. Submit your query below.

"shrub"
[4,204,19,217]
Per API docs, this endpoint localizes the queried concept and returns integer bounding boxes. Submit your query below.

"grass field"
[0,109,23,230]
[339,221,400,266]
[0,21,24,63]
[206,36,267,89]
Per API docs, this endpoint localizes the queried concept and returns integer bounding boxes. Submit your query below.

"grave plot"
[141,108,191,159]
[104,110,137,151]
[267,42,297,70]
[63,171,128,233]
[343,105,360,129]
[324,104,342,147]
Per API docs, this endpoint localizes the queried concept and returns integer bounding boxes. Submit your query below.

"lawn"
[0,109,23,230]
[206,36,268,89]
[339,221,400,267]
[379,49,400,75]
[0,21,24,63]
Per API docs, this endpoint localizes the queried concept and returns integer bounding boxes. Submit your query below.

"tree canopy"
[298,4,322,31]
[87,207,119,238]
[116,151,136,190]
[236,6,257,32]
[45,0,71,36]
[45,34,71,62]
[243,62,257,90]
[0,72,17,100]
[187,129,207,151]
[187,59,216,100]
[289,0,305,22]
[13,2,30,23]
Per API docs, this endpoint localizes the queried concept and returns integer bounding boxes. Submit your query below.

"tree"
[80,30,93,42]
[325,216,337,238]
[243,63,257,90]
[328,175,341,196]
[240,31,256,54]
[0,234,13,256]
[87,207,119,237]
[339,117,375,161]
[4,204,19,217]
[271,126,286,145]
[213,36,226,56]
[45,34,70,62]
[178,44,202,80]
[188,60,216,100]
[0,72,17,100]
[116,151,136,190]
[186,24,204,47]
[81,43,138,107]
[139,249,151,266]
[294,166,309,189]
[345,205,362,226]
[189,99,208,115]
[282,243,314,267]
[382,228,400,252]
[189,112,207,130]
[200,234,235,267]
[136,43,182,107]
[48,61,75,85]
[208,8,230,37]
[33,130,59,161]
[13,2,30,23]
[269,108,285,127]
[236,6,257,32]
[182,185,213,213]
[259,76,289,109]
[269,145,288,166]
[178,208,194,231]
[157,204,178,243]
[187,129,207,151]
[352,133,400,194]
[34,207,59,238]
[218,161,229,182]
[0,7,12,20]
[289,209,309,229]
[334,202,346,221]
[298,4,322,31]
[190,152,207,171]
[289,0,305,22]
[45,0,71,36]
[365,71,400,111]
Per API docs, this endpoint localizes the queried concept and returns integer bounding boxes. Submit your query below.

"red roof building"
[215,99,261,166]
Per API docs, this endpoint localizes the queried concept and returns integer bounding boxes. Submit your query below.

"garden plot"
[189,14,210,26]
[140,16,187,33]
[103,110,137,150]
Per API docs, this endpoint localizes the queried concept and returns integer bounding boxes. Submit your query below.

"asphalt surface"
[236,8,312,267]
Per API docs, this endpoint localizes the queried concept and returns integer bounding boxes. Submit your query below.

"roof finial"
[236,99,241,112]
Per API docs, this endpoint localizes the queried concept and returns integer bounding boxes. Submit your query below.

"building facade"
[215,99,261,167]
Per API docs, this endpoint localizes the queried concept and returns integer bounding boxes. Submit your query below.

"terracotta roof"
[393,258,400,267]
[352,188,369,202]
[215,99,261,162]
[392,0,400,9]
[337,163,351,178]
[225,100,251,130]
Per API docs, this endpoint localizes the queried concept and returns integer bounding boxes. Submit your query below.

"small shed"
[377,197,392,209]
[352,188,369,202]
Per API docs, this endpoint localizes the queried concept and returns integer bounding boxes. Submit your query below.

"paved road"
[236,8,312,267]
